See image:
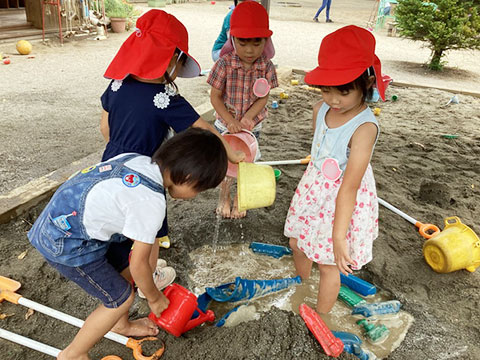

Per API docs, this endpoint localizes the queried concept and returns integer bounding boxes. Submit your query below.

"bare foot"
[57,349,90,360]
[231,196,247,219]
[216,178,232,218]
[216,199,231,218]
[111,317,159,337]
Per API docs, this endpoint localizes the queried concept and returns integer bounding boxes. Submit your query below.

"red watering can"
[149,283,215,337]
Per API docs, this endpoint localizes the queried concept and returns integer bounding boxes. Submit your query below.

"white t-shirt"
[82,154,166,244]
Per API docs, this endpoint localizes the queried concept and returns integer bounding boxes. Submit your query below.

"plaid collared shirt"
[207,52,278,127]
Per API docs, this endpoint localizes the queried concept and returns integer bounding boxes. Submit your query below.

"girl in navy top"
[100,9,244,301]
[100,9,244,164]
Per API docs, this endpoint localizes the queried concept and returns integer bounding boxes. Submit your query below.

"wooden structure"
[0,0,25,9]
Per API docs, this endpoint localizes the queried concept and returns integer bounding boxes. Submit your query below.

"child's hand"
[240,116,255,131]
[227,119,243,133]
[148,291,170,317]
[333,239,356,276]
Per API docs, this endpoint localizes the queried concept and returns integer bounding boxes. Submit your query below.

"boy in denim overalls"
[28,128,227,360]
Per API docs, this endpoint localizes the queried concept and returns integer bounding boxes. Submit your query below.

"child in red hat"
[100,10,244,296]
[207,1,278,219]
[284,25,385,314]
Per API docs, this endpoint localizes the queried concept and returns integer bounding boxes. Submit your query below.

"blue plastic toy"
[249,242,293,258]
[340,273,376,296]
[332,331,369,360]
[215,305,241,327]
[352,300,401,317]
[206,276,301,303]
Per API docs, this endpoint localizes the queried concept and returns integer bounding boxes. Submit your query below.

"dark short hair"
[152,128,227,192]
[318,67,375,102]
[236,37,265,43]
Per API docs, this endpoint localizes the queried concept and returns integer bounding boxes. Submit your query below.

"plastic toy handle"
[415,222,440,239]
[300,155,312,164]
[0,289,22,304]
[444,216,461,227]
[126,337,164,360]
[163,283,175,297]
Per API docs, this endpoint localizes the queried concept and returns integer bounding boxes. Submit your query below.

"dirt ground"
[1,1,480,359]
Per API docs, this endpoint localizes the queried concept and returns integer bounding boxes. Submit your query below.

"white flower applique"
[165,85,177,97]
[153,85,177,109]
[153,91,170,109]
[111,80,123,92]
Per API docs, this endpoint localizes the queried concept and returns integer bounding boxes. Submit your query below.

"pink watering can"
[148,283,215,337]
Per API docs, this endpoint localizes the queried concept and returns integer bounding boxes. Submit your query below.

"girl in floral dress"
[99,10,244,296]
[284,25,385,314]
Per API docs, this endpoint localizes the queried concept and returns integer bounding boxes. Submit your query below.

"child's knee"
[118,288,135,309]
[289,237,299,251]
[318,264,339,278]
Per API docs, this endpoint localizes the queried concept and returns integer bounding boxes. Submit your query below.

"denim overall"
[28,154,165,267]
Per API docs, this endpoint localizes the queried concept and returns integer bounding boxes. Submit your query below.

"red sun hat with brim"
[304,25,386,101]
[230,1,273,38]
[104,10,200,80]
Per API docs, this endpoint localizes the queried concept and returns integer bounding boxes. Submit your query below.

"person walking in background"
[211,0,245,62]
[313,0,333,23]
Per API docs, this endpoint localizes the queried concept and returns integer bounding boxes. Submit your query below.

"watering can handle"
[416,222,440,239]
[444,216,461,227]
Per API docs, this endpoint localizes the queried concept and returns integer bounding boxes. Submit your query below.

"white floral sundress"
[284,161,378,269]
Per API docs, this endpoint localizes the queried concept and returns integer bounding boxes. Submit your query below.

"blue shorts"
[46,240,133,308]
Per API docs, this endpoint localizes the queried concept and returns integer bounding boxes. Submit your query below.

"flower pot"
[110,17,127,33]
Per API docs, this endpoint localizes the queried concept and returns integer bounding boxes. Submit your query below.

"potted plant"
[105,0,134,33]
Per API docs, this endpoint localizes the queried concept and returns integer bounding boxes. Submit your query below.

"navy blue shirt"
[101,77,200,161]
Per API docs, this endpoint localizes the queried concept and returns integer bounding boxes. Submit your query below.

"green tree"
[395,0,480,70]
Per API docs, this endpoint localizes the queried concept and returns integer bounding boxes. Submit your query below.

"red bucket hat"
[230,1,273,38]
[104,10,200,80]
[305,25,386,101]
[220,1,275,59]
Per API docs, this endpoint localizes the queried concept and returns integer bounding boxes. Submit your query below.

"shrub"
[105,0,134,18]
[395,0,480,70]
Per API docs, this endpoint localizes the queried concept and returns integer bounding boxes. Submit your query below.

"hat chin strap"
[168,51,184,78]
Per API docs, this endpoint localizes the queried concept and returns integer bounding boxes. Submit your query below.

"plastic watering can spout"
[183,308,215,333]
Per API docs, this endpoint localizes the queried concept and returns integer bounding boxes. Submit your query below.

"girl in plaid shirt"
[207,1,278,219]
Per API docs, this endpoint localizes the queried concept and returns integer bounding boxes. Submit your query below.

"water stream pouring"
[148,283,215,337]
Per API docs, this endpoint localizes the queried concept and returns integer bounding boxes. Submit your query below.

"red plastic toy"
[299,304,344,357]
[148,283,215,337]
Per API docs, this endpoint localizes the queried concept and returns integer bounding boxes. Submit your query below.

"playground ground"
[1,1,479,359]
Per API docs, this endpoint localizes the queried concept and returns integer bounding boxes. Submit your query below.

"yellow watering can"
[423,217,480,273]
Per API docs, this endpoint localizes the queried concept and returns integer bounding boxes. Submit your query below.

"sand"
[1,1,480,359]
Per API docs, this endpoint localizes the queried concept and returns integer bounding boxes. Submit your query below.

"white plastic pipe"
[255,158,308,166]
[378,197,417,225]
[0,328,60,357]
[18,297,128,345]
